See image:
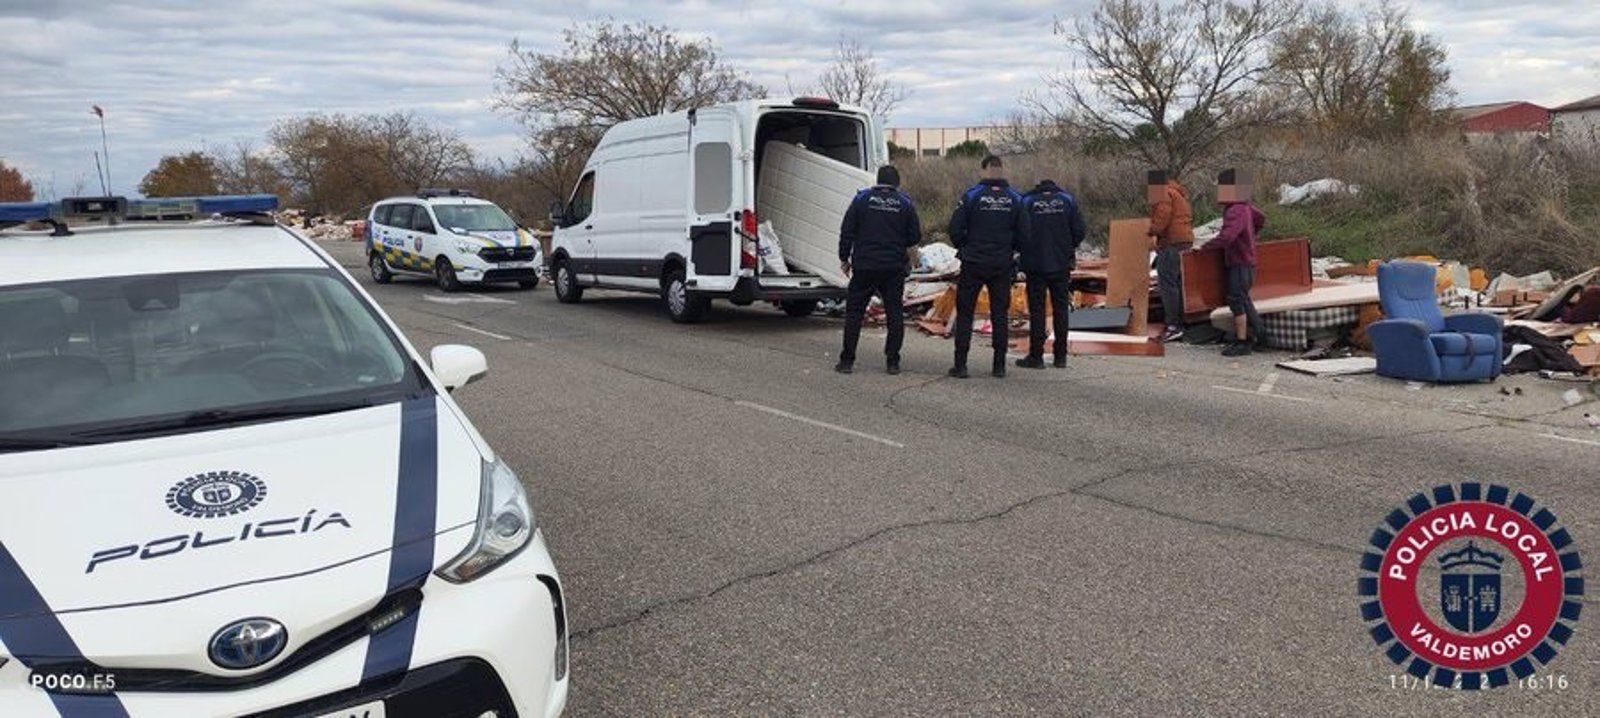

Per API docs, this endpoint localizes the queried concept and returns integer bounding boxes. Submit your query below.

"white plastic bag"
[756,220,791,275]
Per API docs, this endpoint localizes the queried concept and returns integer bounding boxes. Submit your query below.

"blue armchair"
[1369,261,1502,382]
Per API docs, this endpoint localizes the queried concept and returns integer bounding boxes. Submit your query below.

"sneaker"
[1015,356,1046,369]
[886,360,901,375]
[947,366,969,379]
[834,361,854,374]
[1221,342,1253,357]
[1161,327,1185,343]
[1053,355,1067,368]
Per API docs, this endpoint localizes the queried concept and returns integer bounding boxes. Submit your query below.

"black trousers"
[840,269,907,363]
[1155,245,1185,326]
[1226,265,1264,341]
[1025,271,1070,359]
[953,265,1013,368]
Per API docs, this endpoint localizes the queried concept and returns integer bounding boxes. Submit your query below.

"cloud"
[1,0,1594,197]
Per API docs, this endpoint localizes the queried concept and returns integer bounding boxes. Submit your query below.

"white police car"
[0,196,567,717]
[366,190,541,292]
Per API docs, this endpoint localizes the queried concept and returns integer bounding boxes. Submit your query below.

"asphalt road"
[322,240,1600,716]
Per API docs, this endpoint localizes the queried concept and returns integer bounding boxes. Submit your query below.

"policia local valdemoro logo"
[166,470,268,518]
[1360,483,1584,689]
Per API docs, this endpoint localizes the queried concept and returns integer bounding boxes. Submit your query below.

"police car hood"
[458,229,532,248]
[0,395,481,616]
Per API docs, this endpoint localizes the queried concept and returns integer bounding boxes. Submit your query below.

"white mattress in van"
[756,141,874,288]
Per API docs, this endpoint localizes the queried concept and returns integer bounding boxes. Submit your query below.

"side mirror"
[548,201,566,228]
[430,344,487,391]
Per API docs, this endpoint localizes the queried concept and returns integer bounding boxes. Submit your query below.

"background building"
[1551,94,1600,142]
[886,126,1014,158]
[1448,101,1550,137]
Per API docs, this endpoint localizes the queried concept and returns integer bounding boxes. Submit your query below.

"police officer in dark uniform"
[836,165,921,375]
[1016,178,1087,369]
[947,155,1026,378]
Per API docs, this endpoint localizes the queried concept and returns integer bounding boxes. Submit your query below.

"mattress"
[756,141,873,288]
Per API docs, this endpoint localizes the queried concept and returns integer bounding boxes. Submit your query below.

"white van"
[548,98,886,322]
[367,190,542,292]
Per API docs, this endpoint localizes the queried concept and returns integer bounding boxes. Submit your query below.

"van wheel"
[664,269,708,323]
[779,299,819,317]
[554,261,583,304]
[369,252,393,284]
[435,258,461,292]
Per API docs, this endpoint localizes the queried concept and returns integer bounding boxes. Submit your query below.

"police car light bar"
[0,194,279,233]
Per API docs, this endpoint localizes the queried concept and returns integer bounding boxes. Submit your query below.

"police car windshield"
[432,204,516,233]
[0,268,424,445]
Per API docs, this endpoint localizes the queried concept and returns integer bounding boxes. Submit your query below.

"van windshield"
[434,204,517,233]
[0,269,425,449]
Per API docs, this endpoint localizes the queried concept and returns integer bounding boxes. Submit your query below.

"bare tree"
[495,19,765,160]
[1025,0,1301,176]
[813,38,908,121]
[209,141,290,197]
[1269,1,1450,142]
[265,113,474,214]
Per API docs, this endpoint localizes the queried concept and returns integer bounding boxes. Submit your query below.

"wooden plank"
[1181,237,1314,320]
[1105,218,1152,335]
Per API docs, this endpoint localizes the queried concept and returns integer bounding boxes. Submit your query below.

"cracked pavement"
[320,240,1599,715]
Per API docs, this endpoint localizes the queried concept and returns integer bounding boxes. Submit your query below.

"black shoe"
[1053,355,1067,368]
[1015,356,1046,369]
[886,360,901,375]
[947,366,969,379]
[1221,342,1253,357]
[992,358,1007,378]
[834,361,854,374]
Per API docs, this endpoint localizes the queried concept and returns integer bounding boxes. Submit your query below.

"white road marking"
[423,293,515,305]
[1210,385,1315,403]
[1538,432,1600,448]
[1257,371,1280,394]
[733,400,905,448]
[452,323,512,341]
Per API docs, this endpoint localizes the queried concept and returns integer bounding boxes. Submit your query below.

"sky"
[1,0,1596,198]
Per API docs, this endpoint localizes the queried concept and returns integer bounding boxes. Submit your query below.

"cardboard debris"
[1276,357,1377,376]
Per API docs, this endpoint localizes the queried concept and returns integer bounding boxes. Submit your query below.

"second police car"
[366,190,542,292]
[0,195,566,717]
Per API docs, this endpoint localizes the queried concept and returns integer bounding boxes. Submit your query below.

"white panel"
[756,141,874,288]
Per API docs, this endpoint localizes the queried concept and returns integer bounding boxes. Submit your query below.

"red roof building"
[1449,101,1551,134]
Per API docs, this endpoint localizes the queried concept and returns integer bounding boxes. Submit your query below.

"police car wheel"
[435,258,461,292]
[779,299,818,317]
[554,261,583,304]
[369,253,392,284]
[664,269,708,324]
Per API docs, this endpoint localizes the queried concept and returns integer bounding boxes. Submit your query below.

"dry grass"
[897,135,1600,275]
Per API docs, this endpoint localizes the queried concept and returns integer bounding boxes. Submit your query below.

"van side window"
[411,205,436,234]
[693,142,733,215]
[388,204,414,231]
[569,172,595,224]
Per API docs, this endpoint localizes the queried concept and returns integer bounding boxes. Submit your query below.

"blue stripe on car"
[360,396,439,684]
[0,542,130,717]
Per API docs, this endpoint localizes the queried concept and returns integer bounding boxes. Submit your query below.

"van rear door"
[686,107,741,291]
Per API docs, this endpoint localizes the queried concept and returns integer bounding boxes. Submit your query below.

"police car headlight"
[436,457,535,583]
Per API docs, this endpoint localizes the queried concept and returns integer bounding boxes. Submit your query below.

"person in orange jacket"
[1146,171,1194,343]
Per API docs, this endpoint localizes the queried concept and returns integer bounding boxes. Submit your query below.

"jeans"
[840,269,907,363]
[1025,271,1070,359]
[1226,264,1264,341]
[1155,245,1186,327]
[953,264,1014,368]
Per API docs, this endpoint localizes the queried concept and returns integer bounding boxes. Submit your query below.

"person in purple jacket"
[1209,169,1266,356]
